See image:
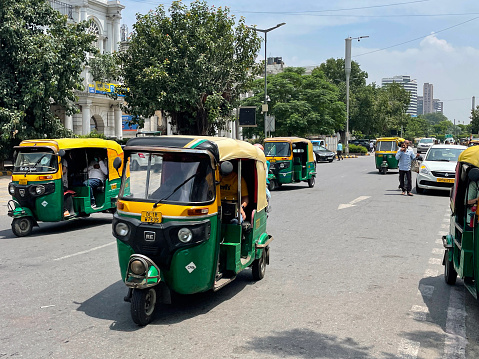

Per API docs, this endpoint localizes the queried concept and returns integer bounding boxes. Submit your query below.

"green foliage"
[0,0,96,160]
[77,131,107,139]
[348,144,367,154]
[470,105,479,134]
[117,0,262,135]
[89,53,120,83]
[241,67,346,138]
[375,82,410,135]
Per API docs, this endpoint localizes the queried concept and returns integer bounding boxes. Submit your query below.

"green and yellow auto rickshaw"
[443,145,479,298]
[375,137,405,174]
[7,138,124,237]
[264,137,316,190]
[112,136,273,325]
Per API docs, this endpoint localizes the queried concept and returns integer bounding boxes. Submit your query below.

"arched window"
[87,20,101,49]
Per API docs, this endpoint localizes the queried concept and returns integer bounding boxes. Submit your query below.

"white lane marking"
[444,287,467,359]
[429,258,442,265]
[338,196,370,210]
[418,284,435,298]
[425,269,439,277]
[397,338,420,359]
[432,248,444,255]
[411,305,429,321]
[53,242,115,261]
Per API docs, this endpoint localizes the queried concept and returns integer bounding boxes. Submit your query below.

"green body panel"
[275,159,315,184]
[117,240,135,281]
[11,206,35,219]
[375,153,399,170]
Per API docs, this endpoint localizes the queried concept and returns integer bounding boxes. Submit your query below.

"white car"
[417,138,435,154]
[416,144,467,193]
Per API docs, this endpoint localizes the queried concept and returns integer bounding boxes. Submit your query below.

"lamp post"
[247,23,286,138]
[344,35,368,154]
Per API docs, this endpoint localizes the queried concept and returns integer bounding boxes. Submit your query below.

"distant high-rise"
[423,83,434,114]
[417,96,424,115]
[433,99,443,114]
[381,75,417,116]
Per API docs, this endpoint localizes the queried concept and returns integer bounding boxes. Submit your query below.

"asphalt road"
[0,155,477,358]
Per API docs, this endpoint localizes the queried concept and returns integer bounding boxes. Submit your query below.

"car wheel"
[444,250,457,285]
[415,180,424,194]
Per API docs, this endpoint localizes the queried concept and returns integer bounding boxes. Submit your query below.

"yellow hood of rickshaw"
[459,145,479,167]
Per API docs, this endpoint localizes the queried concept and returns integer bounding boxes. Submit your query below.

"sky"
[118,0,479,125]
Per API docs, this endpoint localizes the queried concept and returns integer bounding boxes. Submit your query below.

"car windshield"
[264,142,291,157]
[120,152,215,204]
[376,141,397,152]
[425,148,464,162]
[13,150,57,173]
[313,145,321,152]
[420,138,434,144]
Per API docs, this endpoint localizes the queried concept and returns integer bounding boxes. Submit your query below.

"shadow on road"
[0,217,112,239]
[77,271,255,331]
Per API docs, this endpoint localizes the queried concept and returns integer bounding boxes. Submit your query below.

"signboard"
[238,106,257,127]
[88,82,125,97]
[122,115,138,131]
[265,115,275,132]
[445,134,453,138]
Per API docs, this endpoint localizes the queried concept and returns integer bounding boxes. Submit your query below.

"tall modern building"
[417,96,424,116]
[381,75,417,116]
[423,83,434,114]
[433,99,443,114]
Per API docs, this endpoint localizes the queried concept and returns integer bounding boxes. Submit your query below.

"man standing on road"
[395,141,420,196]
[337,141,344,161]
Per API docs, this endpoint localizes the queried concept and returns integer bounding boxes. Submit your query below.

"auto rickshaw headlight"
[115,222,130,237]
[178,228,193,243]
[35,185,45,195]
[130,260,146,275]
[8,184,15,195]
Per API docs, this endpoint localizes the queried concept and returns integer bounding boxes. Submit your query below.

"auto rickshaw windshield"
[121,152,215,204]
[13,149,57,173]
[376,141,397,152]
[264,142,291,157]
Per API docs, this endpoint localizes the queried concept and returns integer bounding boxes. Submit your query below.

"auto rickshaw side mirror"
[220,161,233,177]
[113,157,122,175]
[58,149,66,158]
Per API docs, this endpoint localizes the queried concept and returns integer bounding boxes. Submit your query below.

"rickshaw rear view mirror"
[468,168,479,182]
[58,149,66,158]
[292,144,297,149]
[113,156,122,172]
[220,161,233,176]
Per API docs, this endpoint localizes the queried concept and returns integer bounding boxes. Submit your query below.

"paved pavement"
[0,175,11,214]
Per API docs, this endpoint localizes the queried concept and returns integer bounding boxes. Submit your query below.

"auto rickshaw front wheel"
[11,217,34,237]
[252,249,267,281]
[308,177,315,188]
[444,251,457,285]
[131,288,157,326]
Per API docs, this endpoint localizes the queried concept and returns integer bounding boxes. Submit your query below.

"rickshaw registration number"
[437,178,454,183]
[141,211,162,223]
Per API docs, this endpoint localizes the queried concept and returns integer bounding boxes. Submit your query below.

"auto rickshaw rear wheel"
[131,288,157,326]
[308,177,315,188]
[444,251,457,285]
[11,217,34,237]
[252,249,266,281]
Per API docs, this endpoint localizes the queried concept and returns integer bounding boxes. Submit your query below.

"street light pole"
[247,23,286,138]
[344,35,368,154]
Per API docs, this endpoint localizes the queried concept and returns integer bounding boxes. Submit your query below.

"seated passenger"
[83,157,108,208]
[220,168,249,223]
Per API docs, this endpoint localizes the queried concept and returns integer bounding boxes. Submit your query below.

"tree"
[0,0,96,167]
[470,105,479,135]
[318,58,368,92]
[241,67,345,138]
[117,1,262,135]
[375,82,410,136]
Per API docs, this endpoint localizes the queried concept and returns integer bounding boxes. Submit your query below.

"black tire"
[381,167,387,175]
[308,176,315,188]
[131,160,140,171]
[131,288,157,326]
[444,251,457,285]
[268,180,278,191]
[415,180,424,194]
[252,249,266,281]
[11,217,34,237]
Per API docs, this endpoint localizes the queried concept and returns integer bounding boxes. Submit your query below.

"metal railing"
[48,0,73,20]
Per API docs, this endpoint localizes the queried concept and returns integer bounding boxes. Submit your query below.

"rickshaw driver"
[220,168,249,223]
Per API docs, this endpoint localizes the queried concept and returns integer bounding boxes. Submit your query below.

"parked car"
[313,145,335,162]
[417,138,435,154]
[416,144,467,193]
[130,152,162,171]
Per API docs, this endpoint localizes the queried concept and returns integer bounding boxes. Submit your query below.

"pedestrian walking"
[395,141,421,196]
[337,141,344,161]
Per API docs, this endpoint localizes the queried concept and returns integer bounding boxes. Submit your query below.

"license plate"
[19,179,27,185]
[141,211,162,223]
[437,178,454,183]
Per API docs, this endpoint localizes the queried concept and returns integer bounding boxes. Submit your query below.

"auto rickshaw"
[7,138,124,237]
[113,136,273,325]
[263,137,316,190]
[375,137,405,174]
[443,145,479,299]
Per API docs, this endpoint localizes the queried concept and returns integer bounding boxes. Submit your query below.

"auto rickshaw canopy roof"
[264,137,315,162]
[17,138,123,154]
[376,137,406,143]
[459,145,479,167]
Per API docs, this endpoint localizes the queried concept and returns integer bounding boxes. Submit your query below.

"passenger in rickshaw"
[220,162,249,224]
[83,155,108,208]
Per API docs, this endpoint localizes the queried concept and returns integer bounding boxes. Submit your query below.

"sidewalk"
[0,176,12,213]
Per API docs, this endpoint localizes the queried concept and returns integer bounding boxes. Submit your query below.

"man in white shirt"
[83,158,108,208]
